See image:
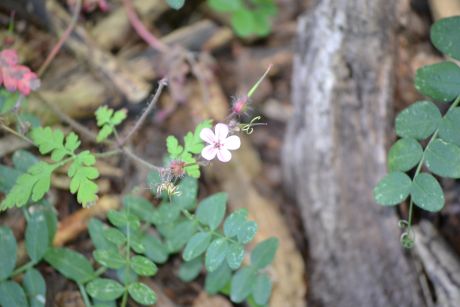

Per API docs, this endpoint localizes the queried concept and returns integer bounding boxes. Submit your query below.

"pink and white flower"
[200,123,241,163]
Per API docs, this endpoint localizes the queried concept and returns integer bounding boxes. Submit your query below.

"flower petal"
[200,128,216,144]
[214,123,229,140]
[217,148,232,162]
[202,145,218,160]
[223,135,241,150]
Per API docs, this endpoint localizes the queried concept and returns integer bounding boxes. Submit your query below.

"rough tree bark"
[283,0,426,306]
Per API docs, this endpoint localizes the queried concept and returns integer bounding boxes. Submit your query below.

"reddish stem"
[122,0,168,53]
[38,0,82,76]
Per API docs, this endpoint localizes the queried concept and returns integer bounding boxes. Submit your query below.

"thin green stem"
[121,290,129,307]
[78,282,92,307]
[94,266,107,277]
[0,122,34,145]
[11,261,34,277]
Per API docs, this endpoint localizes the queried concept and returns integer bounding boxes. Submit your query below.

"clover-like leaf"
[373,172,412,206]
[439,107,460,146]
[0,227,17,280]
[425,139,460,178]
[387,138,423,172]
[250,238,278,269]
[205,262,232,294]
[93,249,126,269]
[395,101,442,139]
[252,273,272,305]
[178,257,202,282]
[431,16,460,61]
[196,192,227,230]
[224,208,248,238]
[25,210,50,263]
[205,238,229,272]
[130,256,158,276]
[86,278,124,301]
[226,242,244,270]
[23,268,46,307]
[44,248,95,283]
[127,282,157,305]
[415,61,460,102]
[411,173,444,212]
[166,0,185,10]
[183,232,212,261]
[0,281,28,307]
[231,267,257,303]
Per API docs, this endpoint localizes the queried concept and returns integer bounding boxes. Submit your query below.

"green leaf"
[25,210,50,263]
[64,132,81,153]
[111,109,127,125]
[93,249,126,269]
[205,262,232,294]
[0,88,19,113]
[12,150,39,172]
[116,266,137,285]
[69,166,99,207]
[142,235,168,264]
[224,208,248,237]
[205,238,228,272]
[250,238,278,269]
[439,107,460,146]
[415,61,460,102]
[0,227,17,280]
[252,10,271,36]
[171,176,198,210]
[23,268,46,307]
[0,281,28,307]
[86,278,124,301]
[44,248,95,283]
[231,9,255,37]
[395,101,442,139]
[103,227,126,247]
[127,282,157,305]
[208,0,242,12]
[373,172,412,206]
[123,195,156,221]
[178,257,202,282]
[68,151,99,206]
[97,125,113,143]
[226,242,244,270]
[166,136,183,157]
[183,232,212,261]
[431,16,460,60]
[252,273,272,305]
[88,219,116,251]
[31,127,66,157]
[387,138,423,172]
[107,210,140,230]
[231,267,257,303]
[129,232,146,254]
[130,256,158,276]
[237,221,258,244]
[425,139,460,178]
[181,152,200,178]
[155,202,181,225]
[1,162,55,210]
[165,220,197,253]
[411,173,444,212]
[166,0,185,10]
[95,106,113,126]
[196,192,227,230]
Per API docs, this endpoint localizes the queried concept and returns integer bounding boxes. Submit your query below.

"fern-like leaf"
[0,162,55,210]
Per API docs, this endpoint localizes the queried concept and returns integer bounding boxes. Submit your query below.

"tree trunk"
[283,0,425,306]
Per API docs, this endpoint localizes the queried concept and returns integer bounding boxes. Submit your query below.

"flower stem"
[78,282,92,307]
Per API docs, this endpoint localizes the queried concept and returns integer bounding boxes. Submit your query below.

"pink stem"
[38,0,82,76]
[122,0,168,53]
